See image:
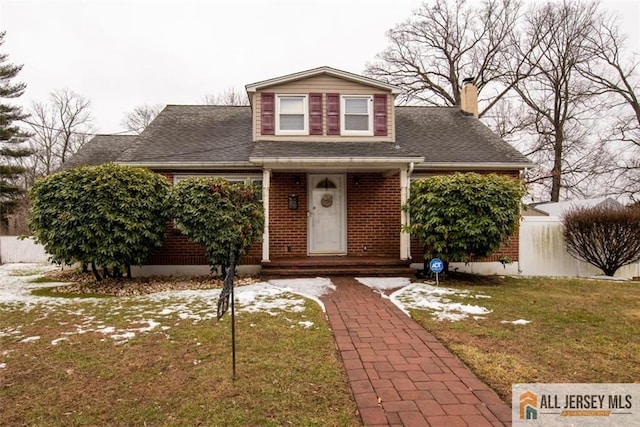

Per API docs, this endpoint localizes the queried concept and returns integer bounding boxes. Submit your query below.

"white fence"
[3,218,640,278]
[519,216,640,278]
[0,236,49,264]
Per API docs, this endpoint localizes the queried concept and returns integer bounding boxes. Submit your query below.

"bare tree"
[578,14,640,200]
[24,88,93,178]
[202,87,249,106]
[121,104,163,134]
[510,0,608,202]
[365,0,525,117]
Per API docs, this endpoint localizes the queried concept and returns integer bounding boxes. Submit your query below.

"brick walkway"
[320,277,512,427]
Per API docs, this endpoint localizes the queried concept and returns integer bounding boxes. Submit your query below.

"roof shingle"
[70,105,531,169]
[61,134,139,170]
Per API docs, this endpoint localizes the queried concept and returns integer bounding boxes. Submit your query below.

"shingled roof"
[61,134,139,170]
[118,105,254,166]
[396,107,532,168]
[89,104,531,169]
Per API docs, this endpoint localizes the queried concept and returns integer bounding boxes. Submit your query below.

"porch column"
[400,168,410,260]
[262,169,271,262]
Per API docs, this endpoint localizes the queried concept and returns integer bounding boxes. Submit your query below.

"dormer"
[245,66,401,143]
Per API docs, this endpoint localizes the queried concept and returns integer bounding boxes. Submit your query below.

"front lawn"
[0,267,359,426]
[406,275,640,402]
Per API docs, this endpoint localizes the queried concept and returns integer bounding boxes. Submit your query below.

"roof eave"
[245,66,402,94]
[250,156,424,164]
[116,161,256,169]
[414,161,534,171]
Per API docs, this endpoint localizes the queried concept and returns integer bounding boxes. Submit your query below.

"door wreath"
[321,193,333,208]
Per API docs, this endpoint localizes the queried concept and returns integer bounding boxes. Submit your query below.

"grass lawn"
[0,272,359,426]
[408,275,640,402]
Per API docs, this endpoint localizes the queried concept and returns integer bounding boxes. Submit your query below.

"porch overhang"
[249,156,424,171]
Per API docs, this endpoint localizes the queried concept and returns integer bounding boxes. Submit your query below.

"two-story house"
[66,66,533,276]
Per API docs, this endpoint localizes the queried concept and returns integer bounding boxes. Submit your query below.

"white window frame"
[275,94,308,135]
[341,95,373,136]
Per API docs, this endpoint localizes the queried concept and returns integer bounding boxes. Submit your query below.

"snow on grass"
[390,283,492,321]
[501,319,531,325]
[356,277,411,298]
[265,278,335,312]
[356,277,492,322]
[0,264,333,347]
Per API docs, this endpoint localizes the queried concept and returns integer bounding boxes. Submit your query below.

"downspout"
[407,162,414,260]
[400,162,415,260]
[261,169,271,263]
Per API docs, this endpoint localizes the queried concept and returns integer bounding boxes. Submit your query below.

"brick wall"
[268,172,402,258]
[269,172,309,257]
[346,173,400,256]
[147,169,521,265]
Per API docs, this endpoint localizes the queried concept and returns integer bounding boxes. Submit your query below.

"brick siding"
[147,169,521,266]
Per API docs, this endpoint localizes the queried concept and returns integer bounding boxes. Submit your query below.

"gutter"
[116,161,255,169]
[414,161,535,170]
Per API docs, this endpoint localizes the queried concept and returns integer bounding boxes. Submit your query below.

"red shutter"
[326,93,340,135]
[374,94,388,136]
[309,93,323,135]
[261,92,275,135]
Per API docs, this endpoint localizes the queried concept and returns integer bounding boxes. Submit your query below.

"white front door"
[308,174,346,254]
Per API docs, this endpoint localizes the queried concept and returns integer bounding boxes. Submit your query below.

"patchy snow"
[0,363,6,369]
[0,263,497,355]
[356,277,411,291]
[265,278,336,312]
[390,283,492,321]
[501,319,531,325]
[0,264,334,348]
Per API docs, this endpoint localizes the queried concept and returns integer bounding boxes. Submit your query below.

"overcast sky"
[1,0,639,135]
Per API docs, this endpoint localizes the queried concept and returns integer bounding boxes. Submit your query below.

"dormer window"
[341,95,373,136]
[276,95,308,135]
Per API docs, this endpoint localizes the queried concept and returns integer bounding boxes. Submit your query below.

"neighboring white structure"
[0,236,49,264]
[518,216,639,278]
[529,197,622,217]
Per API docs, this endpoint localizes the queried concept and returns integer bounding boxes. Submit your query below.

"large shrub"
[563,204,640,276]
[170,177,264,275]
[406,173,525,271]
[29,163,170,280]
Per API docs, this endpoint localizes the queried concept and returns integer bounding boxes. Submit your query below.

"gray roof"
[61,134,139,170]
[118,105,253,164]
[106,104,532,169]
[397,107,531,166]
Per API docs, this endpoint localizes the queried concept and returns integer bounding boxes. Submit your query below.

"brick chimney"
[460,78,478,118]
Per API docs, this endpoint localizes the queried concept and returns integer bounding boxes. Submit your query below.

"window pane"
[345,115,369,131]
[280,114,304,130]
[345,98,368,114]
[280,97,304,114]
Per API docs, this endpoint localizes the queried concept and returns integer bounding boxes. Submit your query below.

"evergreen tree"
[0,31,31,223]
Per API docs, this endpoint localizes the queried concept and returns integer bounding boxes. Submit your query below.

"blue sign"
[429,258,444,274]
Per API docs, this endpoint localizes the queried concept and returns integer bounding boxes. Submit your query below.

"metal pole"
[231,277,236,381]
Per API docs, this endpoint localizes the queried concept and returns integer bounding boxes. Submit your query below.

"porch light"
[354,176,360,185]
[294,175,301,185]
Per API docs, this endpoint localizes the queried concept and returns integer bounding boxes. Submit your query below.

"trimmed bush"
[406,173,525,271]
[170,177,264,275]
[563,204,640,276]
[29,163,170,280]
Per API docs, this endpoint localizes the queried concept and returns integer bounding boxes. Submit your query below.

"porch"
[260,256,416,279]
